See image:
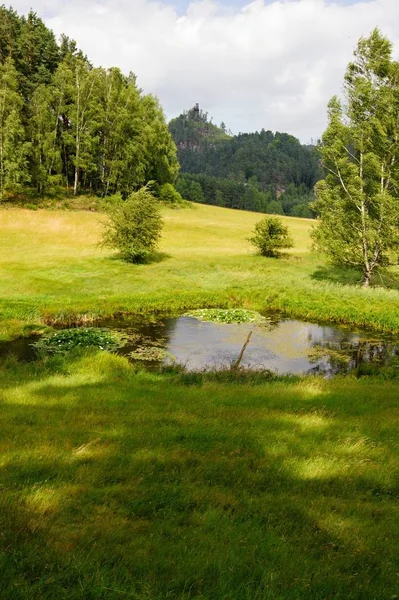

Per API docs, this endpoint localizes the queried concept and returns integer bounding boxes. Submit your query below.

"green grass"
[2,203,399,341]
[2,204,399,598]
[1,350,398,599]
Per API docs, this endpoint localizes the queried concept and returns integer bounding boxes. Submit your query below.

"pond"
[0,312,398,376]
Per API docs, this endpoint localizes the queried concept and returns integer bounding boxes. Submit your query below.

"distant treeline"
[169,105,321,216]
[176,174,314,217]
[0,6,178,200]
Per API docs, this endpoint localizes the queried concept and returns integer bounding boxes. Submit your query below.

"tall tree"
[96,68,145,197]
[141,95,179,187]
[16,10,59,99]
[0,57,29,199]
[0,6,21,64]
[28,83,64,193]
[312,29,399,286]
[69,59,101,196]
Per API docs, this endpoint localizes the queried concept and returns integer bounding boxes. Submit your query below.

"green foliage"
[0,6,178,199]
[176,171,316,216]
[158,182,183,204]
[0,57,30,199]
[281,182,314,217]
[101,187,163,263]
[312,29,399,287]
[33,327,126,354]
[0,7,59,99]
[185,308,265,324]
[248,216,294,257]
[267,199,284,215]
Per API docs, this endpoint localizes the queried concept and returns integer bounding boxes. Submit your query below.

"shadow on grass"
[312,264,399,291]
[1,352,399,599]
[371,268,399,290]
[311,265,362,286]
[106,251,171,265]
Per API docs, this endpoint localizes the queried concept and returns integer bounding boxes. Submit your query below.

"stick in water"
[231,330,253,370]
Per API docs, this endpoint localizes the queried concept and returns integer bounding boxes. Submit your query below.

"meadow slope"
[1,204,399,341]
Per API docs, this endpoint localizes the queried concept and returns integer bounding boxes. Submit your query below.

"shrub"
[159,183,184,204]
[248,216,293,257]
[101,187,163,263]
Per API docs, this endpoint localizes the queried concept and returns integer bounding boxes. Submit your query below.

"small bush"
[248,216,293,257]
[101,187,163,263]
[159,183,184,204]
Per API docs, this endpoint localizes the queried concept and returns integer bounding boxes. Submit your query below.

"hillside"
[169,105,321,217]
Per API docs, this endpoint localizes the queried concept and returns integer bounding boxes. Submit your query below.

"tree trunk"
[73,164,79,196]
[362,269,371,287]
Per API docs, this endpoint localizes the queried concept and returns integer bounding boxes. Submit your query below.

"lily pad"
[184,308,266,324]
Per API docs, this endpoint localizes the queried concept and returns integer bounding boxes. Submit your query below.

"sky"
[11,0,399,142]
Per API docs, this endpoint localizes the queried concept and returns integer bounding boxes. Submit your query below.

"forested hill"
[169,104,231,150]
[169,106,321,217]
[0,6,178,200]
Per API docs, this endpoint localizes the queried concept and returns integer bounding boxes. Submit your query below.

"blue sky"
[13,0,399,141]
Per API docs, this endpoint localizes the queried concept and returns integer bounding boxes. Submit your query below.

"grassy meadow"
[2,203,399,342]
[1,204,399,599]
[1,351,399,599]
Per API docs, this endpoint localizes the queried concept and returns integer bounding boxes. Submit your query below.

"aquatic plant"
[129,345,171,361]
[184,308,266,324]
[33,328,127,355]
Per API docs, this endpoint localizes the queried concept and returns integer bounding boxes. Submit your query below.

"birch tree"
[312,29,399,287]
[96,68,145,197]
[70,59,101,196]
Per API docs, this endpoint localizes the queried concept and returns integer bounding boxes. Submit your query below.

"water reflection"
[0,314,397,376]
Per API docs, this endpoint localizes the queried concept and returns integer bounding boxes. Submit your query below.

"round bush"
[101,187,163,263]
[248,216,293,257]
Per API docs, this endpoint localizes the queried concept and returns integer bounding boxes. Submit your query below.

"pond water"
[0,313,398,376]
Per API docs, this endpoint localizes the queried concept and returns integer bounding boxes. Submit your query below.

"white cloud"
[13,0,399,142]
